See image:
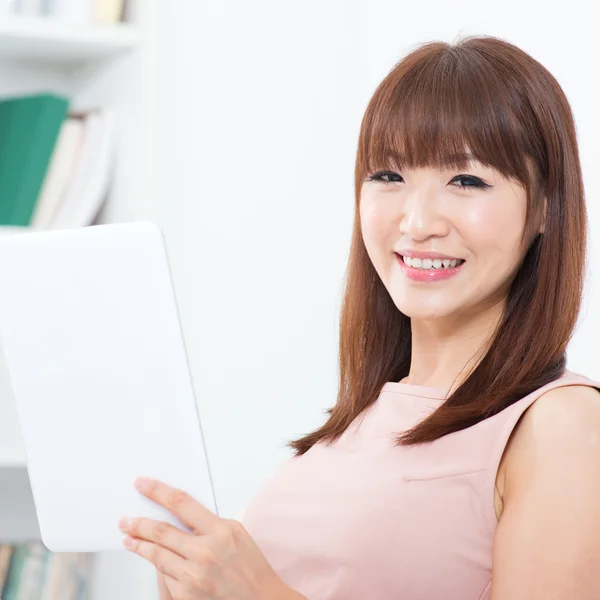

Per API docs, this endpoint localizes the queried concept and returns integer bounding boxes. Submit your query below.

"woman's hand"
[118,477,304,600]
[157,570,174,600]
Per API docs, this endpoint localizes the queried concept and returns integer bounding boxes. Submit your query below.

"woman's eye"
[365,171,490,190]
[365,171,403,184]
[451,175,490,190]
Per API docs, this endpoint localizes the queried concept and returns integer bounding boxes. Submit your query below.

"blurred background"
[0,0,598,597]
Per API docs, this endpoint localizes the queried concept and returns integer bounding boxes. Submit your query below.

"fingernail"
[135,477,152,491]
[118,517,133,530]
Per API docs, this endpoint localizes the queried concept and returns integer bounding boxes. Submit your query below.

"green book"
[2,541,47,600]
[1,543,27,600]
[0,93,70,226]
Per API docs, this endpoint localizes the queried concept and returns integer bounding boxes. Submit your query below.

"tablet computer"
[0,221,218,553]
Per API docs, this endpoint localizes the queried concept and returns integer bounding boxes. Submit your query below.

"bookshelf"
[0,448,26,467]
[0,1,160,598]
[0,16,140,66]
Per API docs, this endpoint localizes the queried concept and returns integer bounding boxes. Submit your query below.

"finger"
[157,570,187,600]
[119,516,195,559]
[134,477,219,534]
[123,535,187,583]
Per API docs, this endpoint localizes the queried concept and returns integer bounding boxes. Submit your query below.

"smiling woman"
[238,34,600,600]
[288,34,576,448]
[113,31,600,600]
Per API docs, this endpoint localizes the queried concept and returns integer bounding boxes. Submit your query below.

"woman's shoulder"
[512,382,600,453]
[507,370,600,446]
[493,381,600,596]
[501,378,600,501]
[492,368,600,429]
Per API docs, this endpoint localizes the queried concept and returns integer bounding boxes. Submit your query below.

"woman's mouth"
[395,253,466,282]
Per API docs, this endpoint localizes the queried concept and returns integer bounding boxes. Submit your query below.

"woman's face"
[359,154,541,322]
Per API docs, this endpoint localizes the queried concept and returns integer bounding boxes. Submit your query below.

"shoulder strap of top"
[480,369,600,538]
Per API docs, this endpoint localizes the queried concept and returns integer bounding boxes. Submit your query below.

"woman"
[122,34,600,600]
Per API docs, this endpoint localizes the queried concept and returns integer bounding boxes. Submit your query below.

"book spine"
[14,542,47,600]
[74,553,92,600]
[14,0,43,15]
[2,543,27,600]
[35,547,52,599]
[11,95,69,226]
[40,552,65,600]
[0,544,16,595]
[2,542,47,600]
[44,0,93,22]
[0,100,15,223]
[59,554,78,600]
[93,0,124,23]
[0,93,69,226]
[30,117,84,229]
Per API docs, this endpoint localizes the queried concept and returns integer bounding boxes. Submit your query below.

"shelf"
[0,16,140,68]
[0,448,26,468]
[0,226,30,235]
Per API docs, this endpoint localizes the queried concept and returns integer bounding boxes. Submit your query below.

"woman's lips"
[395,253,466,282]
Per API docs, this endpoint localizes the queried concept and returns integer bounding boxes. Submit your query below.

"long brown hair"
[287,34,588,455]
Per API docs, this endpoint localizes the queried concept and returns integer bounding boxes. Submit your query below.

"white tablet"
[0,221,218,553]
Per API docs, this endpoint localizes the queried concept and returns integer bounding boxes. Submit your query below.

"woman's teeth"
[402,256,465,270]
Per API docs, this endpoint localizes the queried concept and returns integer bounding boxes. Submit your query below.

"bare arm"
[490,385,600,599]
[156,570,172,600]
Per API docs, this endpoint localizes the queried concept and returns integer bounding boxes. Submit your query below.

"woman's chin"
[393,298,457,321]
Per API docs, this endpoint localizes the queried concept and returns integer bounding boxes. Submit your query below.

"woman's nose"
[399,190,448,240]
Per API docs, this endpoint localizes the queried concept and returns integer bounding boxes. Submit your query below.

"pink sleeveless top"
[241,368,600,600]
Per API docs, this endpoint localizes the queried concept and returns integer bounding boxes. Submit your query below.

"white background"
[152,0,600,524]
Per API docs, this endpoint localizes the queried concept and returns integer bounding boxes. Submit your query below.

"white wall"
[154,0,368,519]
[153,1,600,521]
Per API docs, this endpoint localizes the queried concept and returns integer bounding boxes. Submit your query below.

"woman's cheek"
[458,202,525,268]
[360,199,389,245]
